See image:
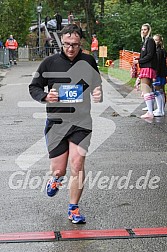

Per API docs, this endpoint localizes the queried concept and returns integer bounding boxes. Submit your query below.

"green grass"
[99,66,167,92]
[99,66,136,87]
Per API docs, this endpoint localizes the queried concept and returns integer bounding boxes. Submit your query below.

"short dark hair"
[60,24,82,38]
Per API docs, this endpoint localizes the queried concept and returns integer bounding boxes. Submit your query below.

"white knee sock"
[155,91,162,113]
[144,92,155,113]
[161,92,165,115]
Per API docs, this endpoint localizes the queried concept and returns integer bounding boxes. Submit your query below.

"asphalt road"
[0,61,167,252]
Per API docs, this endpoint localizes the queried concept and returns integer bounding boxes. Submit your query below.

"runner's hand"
[45,88,59,103]
[92,86,101,103]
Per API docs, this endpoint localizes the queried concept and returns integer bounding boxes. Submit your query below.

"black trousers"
[9,49,16,61]
[57,23,62,30]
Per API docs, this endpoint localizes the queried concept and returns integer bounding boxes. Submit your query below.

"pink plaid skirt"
[139,68,156,79]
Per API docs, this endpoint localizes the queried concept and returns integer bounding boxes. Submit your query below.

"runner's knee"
[70,157,85,176]
[50,157,68,177]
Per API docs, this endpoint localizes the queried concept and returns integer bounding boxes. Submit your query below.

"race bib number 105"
[59,84,83,103]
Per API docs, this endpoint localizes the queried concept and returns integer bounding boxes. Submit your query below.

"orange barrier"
[119,50,140,75]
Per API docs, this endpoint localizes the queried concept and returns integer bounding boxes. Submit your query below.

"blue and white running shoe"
[46,177,63,197]
[68,207,86,224]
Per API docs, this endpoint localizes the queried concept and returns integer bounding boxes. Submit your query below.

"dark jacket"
[0,41,3,48]
[29,50,102,121]
[139,37,157,70]
[55,14,62,24]
[156,46,167,77]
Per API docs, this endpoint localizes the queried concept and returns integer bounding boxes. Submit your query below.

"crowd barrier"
[28,47,58,61]
[0,46,60,64]
[0,48,10,68]
[119,50,140,74]
[0,48,141,69]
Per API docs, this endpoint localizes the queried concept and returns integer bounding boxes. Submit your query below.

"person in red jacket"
[5,35,18,65]
[91,34,99,64]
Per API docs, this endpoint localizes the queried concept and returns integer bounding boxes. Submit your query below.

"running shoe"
[68,207,86,224]
[46,177,63,197]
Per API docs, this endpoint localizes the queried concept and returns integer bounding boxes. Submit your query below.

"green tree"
[96,1,167,59]
[0,0,35,45]
[1,0,167,62]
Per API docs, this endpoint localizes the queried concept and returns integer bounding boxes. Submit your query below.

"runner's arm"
[29,63,48,103]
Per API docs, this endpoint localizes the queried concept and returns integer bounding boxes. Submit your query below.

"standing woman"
[134,23,157,119]
[153,34,166,117]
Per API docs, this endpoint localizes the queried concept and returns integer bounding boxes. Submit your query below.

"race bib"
[59,84,83,103]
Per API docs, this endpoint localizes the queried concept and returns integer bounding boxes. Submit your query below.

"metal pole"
[38,12,40,51]
[37,4,42,53]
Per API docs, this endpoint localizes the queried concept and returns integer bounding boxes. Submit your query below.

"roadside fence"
[0,48,10,68]
[119,49,140,74]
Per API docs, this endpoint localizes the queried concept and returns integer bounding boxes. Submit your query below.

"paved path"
[0,62,167,251]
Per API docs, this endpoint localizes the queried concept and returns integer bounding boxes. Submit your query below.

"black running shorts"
[44,119,92,158]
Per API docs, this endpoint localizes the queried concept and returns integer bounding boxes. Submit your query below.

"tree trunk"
[100,0,104,17]
[84,0,95,38]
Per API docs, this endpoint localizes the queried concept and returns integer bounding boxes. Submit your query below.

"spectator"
[45,16,50,28]
[133,23,157,119]
[68,12,74,24]
[0,39,3,48]
[91,34,99,64]
[55,12,62,31]
[44,38,51,56]
[152,34,166,117]
[5,34,18,65]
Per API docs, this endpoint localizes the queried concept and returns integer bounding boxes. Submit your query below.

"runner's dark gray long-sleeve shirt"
[29,50,102,123]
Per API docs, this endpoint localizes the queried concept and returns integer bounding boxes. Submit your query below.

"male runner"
[29,24,102,224]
